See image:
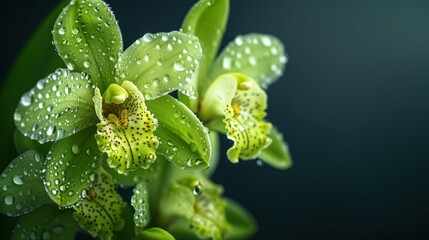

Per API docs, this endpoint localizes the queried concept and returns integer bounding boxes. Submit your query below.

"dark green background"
[1,0,429,239]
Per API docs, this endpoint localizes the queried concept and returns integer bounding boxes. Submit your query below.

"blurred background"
[1,0,429,239]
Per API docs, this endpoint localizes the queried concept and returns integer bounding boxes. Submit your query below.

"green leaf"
[11,205,77,240]
[160,176,227,240]
[14,129,52,156]
[131,182,150,229]
[14,68,98,144]
[0,151,51,217]
[73,169,126,240]
[201,73,272,163]
[224,198,257,240]
[259,125,293,169]
[146,95,211,170]
[53,0,123,90]
[182,0,229,95]
[94,81,159,174]
[116,31,202,100]
[209,34,287,88]
[44,126,102,207]
[135,228,175,240]
[0,0,67,166]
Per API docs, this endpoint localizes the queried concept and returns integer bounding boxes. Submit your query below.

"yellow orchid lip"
[93,81,159,175]
[200,73,272,163]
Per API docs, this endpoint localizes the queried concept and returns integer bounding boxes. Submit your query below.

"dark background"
[2,0,429,239]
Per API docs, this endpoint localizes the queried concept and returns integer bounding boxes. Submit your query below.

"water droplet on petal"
[142,33,153,43]
[83,60,91,68]
[72,145,80,154]
[193,182,203,196]
[222,57,232,70]
[20,93,32,106]
[13,175,23,185]
[67,62,75,71]
[4,195,14,205]
[58,27,65,35]
[174,61,185,72]
[261,36,272,46]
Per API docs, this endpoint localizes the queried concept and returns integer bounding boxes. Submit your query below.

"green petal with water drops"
[0,151,51,217]
[53,0,123,90]
[224,198,257,240]
[14,68,98,144]
[44,126,102,207]
[209,34,287,88]
[146,95,211,170]
[135,228,175,240]
[259,125,293,169]
[131,182,150,230]
[160,176,227,240]
[94,81,159,175]
[201,73,272,163]
[11,205,77,240]
[182,0,229,95]
[73,169,126,240]
[116,31,202,100]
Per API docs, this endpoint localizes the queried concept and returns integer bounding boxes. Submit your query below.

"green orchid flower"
[0,0,293,239]
[2,0,212,238]
[181,0,292,169]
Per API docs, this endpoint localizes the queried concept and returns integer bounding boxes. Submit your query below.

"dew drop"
[163,74,170,83]
[72,145,80,154]
[235,37,243,46]
[20,93,32,106]
[222,57,232,70]
[261,36,272,46]
[256,160,264,166]
[174,61,185,71]
[153,78,159,87]
[161,33,169,41]
[280,55,287,64]
[46,125,57,136]
[249,56,257,66]
[67,62,75,70]
[34,154,41,162]
[83,60,91,68]
[142,33,153,43]
[51,189,58,195]
[14,112,22,121]
[36,80,45,90]
[167,43,173,51]
[81,189,88,198]
[58,27,65,35]
[13,175,23,185]
[4,195,14,205]
[192,182,203,196]
[71,28,79,35]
